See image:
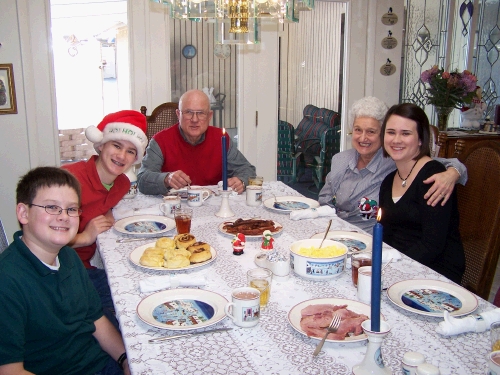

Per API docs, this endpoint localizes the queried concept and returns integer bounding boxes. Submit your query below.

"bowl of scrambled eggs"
[290,239,348,280]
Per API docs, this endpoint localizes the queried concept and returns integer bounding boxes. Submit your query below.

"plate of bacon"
[287,298,384,343]
[219,218,283,238]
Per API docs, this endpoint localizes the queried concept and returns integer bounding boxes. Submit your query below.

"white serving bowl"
[290,239,348,280]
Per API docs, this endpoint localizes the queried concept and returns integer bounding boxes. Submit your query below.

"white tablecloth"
[97,182,491,375]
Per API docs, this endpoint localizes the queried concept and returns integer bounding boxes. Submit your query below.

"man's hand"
[423,168,460,206]
[164,170,191,190]
[227,177,245,194]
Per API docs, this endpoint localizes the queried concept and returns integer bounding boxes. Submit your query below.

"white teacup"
[159,196,181,218]
[357,266,372,304]
[187,186,210,207]
[488,351,500,375]
[246,185,262,206]
[224,287,260,328]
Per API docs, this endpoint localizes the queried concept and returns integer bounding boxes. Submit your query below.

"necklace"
[397,159,419,188]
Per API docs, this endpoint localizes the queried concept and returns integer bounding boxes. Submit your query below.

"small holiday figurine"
[358,197,378,220]
[261,230,274,251]
[232,233,246,255]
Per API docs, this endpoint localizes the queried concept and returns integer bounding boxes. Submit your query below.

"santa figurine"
[232,233,246,255]
[261,230,274,251]
[358,197,378,220]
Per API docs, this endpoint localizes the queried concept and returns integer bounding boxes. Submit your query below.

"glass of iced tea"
[247,268,272,308]
[351,252,372,287]
[491,322,500,351]
[174,207,192,234]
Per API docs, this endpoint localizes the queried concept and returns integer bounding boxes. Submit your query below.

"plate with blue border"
[137,289,228,330]
[387,279,478,317]
[263,196,319,213]
[310,230,372,254]
[114,215,175,237]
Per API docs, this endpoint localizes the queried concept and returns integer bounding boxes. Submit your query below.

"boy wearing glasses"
[63,110,147,328]
[0,167,129,374]
[137,89,255,195]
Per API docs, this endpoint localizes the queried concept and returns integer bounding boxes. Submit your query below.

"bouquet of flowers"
[421,66,478,109]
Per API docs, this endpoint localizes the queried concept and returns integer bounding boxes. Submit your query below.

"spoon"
[318,219,332,249]
[382,258,393,274]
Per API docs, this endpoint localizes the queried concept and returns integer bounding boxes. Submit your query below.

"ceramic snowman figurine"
[261,230,274,251]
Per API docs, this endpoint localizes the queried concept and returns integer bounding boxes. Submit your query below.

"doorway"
[50,0,130,163]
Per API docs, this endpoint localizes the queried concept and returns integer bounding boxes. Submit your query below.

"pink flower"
[442,71,450,79]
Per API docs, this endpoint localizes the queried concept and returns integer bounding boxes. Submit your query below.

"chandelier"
[151,0,314,44]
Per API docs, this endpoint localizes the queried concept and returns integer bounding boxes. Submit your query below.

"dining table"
[96,181,492,375]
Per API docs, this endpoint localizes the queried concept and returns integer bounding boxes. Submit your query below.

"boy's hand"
[85,215,114,241]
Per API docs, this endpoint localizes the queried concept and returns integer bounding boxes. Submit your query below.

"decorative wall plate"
[182,44,197,59]
[214,44,231,59]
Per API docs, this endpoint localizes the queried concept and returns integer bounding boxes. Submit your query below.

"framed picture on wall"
[0,64,18,115]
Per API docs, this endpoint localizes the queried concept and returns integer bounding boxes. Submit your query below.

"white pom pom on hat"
[85,110,148,162]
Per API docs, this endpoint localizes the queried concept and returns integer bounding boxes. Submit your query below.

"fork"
[313,313,341,357]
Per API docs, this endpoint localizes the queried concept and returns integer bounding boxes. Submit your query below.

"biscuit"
[142,247,164,256]
[139,253,164,267]
[164,248,191,260]
[174,234,196,249]
[165,254,191,269]
[155,237,175,250]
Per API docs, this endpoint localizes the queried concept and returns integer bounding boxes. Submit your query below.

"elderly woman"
[379,103,465,283]
[318,97,467,234]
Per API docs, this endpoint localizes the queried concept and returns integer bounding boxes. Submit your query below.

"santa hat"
[85,110,148,162]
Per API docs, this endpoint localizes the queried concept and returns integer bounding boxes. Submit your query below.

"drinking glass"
[491,321,500,351]
[174,208,192,234]
[247,268,272,308]
[351,252,372,287]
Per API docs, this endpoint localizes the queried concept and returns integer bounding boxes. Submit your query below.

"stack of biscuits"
[139,234,212,269]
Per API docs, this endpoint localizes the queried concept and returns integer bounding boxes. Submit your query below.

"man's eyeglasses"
[180,110,209,120]
[29,203,82,217]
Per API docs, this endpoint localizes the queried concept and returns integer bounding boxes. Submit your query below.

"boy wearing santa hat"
[63,110,147,327]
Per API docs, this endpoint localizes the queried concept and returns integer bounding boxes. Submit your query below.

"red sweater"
[63,156,130,268]
[154,124,229,186]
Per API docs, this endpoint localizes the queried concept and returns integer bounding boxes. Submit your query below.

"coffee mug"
[246,185,262,206]
[224,287,261,328]
[488,351,500,375]
[159,196,181,218]
[357,266,372,304]
[187,186,210,207]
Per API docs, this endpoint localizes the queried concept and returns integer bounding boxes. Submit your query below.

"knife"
[116,236,165,243]
[148,327,233,343]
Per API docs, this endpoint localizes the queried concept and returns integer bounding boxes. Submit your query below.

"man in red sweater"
[137,89,256,195]
[63,110,147,328]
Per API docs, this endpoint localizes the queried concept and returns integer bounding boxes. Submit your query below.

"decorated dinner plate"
[137,289,228,330]
[263,196,320,213]
[218,218,284,238]
[287,298,384,343]
[129,241,217,271]
[386,279,478,317]
[114,215,175,236]
[167,188,213,201]
[310,231,372,254]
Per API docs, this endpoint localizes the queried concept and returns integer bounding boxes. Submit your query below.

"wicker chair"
[140,102,179,141]
[458,140,500,300]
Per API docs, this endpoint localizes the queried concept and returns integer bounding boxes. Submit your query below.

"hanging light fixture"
[150,0,313,44]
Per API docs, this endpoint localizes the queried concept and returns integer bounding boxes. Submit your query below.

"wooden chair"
[457,140,500,300]
[277,120,302,184]
[140,102,179,141]
[429,124,440,157]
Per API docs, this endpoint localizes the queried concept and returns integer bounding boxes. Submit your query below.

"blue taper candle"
[222,129,228,190]
[371,209,383,332]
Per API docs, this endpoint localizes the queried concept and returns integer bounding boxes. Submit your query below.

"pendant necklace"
[397,159,419,188]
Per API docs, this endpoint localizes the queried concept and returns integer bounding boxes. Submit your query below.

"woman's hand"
[423,167,460,206]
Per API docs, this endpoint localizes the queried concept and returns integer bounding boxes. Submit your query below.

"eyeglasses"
[180,110,209,120]
[29,203,82,217]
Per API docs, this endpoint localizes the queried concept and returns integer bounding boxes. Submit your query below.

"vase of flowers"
[421,66,478,131]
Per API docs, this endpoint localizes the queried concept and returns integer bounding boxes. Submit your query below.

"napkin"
[436,309,500,336]
[139,274,207,293]
[289,206,336,220]
[113,205,163,220]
